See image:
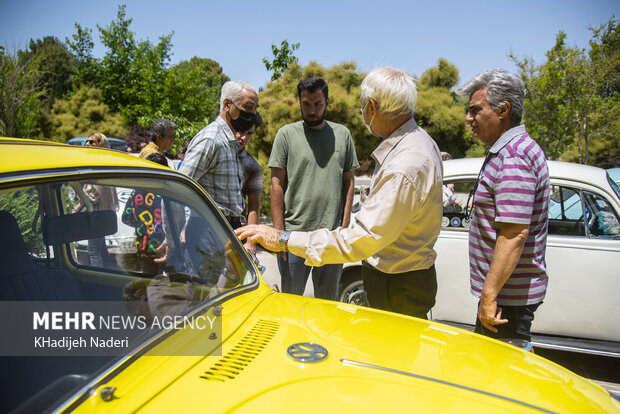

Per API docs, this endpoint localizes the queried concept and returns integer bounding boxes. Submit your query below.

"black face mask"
[228,102,256,133]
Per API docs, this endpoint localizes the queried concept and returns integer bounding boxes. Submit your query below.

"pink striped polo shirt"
[469,125,550,306]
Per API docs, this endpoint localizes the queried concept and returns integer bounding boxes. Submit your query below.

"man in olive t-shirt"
[269,77,359,300]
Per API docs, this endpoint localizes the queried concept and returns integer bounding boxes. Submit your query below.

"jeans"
[277,252,342,301]
[474,302,542,342]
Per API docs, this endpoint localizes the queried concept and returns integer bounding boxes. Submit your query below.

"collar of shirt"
[146,141,160,152]
[371,117,418,164]
[215,116,238,145]
[489,124,526,155]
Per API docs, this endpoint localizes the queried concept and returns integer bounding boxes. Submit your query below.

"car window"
[0,186,50,259]
[440,181,620,240]
[441,180,474,228]
[548,185,585,236]
[583,190,620,237]
[63,177,253,286]
[607,172,620,199]
[1,177,255,299]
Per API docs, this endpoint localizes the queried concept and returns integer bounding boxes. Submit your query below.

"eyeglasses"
[86,139,97,145]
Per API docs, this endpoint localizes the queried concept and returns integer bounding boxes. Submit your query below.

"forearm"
[482,223,529,302]
[247,193,261,225]
[341,171,355,228]
[270,168,286,230]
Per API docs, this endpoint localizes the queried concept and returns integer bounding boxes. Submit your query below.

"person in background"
[457,69,550,342]
[122,152,169,275]
[73,132,119,267]
[238,112,263,253]
[179,80,259,229]
[237,67,443,318]
[440,152,460,212]
[140,118,176,159]
[268,77,359,300]
[179,81,258,278]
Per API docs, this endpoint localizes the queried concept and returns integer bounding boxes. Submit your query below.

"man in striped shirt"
[457,70,550,342]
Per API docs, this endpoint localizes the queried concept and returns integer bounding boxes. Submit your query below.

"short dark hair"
[151,118,176,142]
[145,152,169,167]
[297,77,328,100]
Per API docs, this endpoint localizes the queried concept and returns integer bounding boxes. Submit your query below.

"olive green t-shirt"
[269,121,360,231]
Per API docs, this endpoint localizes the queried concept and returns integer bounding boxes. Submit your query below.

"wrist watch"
[278,231,291,252]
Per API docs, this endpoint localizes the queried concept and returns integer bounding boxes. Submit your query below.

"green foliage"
[262,40,300,81]
[51,85,126,142]
[0,49,44,138]
[18,36,76,108]
[162,57,229,124]
[416,59,469,157]
[0,188,45,256]
[512,19,620,166]
[419,58,459,89]
[66,23,98,87]
[96,5,173,124]
[66,5,173,125]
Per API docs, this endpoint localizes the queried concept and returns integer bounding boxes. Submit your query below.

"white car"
[340,158,620,356]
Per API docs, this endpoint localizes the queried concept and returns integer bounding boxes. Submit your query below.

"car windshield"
[0,173,256,411]
[607,170,620,199]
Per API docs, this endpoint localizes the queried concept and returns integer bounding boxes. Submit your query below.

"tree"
[66,23,99,87]
[163,57,229,124]
[512,32,585,160]
[67,4,173,125]
[18,36,76,107]
[262,40,300,81]
[512,19,620,166]
[416,58,469,157]
[51,85,126,142]
[97,5,173,123]
[0,48,44,138]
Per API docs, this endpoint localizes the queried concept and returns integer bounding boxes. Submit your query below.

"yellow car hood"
[69,286,618,413]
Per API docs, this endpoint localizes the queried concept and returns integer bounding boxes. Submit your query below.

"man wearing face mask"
[236,68,443,319]
[268,77,359,301]
[180,80,259,229]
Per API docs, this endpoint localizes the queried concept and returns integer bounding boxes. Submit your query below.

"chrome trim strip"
[531,341,620,358]
[340,359,556,414]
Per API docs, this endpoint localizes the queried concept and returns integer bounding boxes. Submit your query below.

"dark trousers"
[474,302,542,342]
[361,263,437,319]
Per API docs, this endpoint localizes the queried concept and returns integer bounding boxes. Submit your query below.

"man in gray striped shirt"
[180,81,259,229]
[458,70,550,342]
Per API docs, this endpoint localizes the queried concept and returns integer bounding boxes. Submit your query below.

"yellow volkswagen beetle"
[0,138,618,413]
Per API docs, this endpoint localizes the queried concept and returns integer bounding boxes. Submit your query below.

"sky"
[1,0,618,91]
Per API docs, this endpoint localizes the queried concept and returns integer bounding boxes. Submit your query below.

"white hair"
[219,80,257,112]
[360,67,417,122]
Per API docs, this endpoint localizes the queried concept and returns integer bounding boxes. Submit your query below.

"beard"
[302,107,327,127]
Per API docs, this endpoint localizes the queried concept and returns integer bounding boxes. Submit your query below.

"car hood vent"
[200,319,279,382]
